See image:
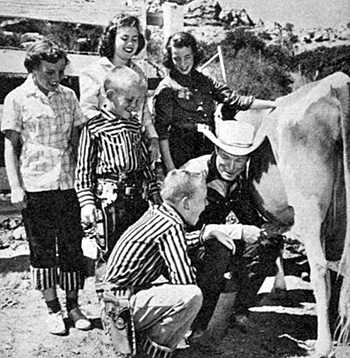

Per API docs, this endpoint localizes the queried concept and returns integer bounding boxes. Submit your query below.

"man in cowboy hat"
[182,120,282,350]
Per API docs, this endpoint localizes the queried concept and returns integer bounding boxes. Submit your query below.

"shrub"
[200,29,293,99]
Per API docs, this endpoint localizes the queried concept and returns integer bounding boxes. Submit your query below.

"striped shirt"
[75,107,157,207]
[105,203,204,287]
[1,75,86,192]
[79,57,158,138]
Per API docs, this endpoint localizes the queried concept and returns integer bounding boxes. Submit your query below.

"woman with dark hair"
[80,14,159,162]
[154,31,276,171]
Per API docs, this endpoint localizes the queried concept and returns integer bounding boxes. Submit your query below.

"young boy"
[1,39,91,335]
[75,65,160,288]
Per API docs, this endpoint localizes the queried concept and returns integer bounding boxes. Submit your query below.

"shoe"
[46,311,66,335]
[68,307,92,331]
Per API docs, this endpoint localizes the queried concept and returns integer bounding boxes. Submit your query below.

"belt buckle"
[125,185,136,196]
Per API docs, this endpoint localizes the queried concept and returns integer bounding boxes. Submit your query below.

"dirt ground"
[1,215,350,358]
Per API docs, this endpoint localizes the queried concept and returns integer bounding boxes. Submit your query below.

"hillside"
[147,0,350,54]
[1,0,349,57]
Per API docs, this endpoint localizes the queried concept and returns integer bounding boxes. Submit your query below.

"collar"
[161,202,186,227]
[100,105,140,126]
[99,56,134,70]
[98,57,115,69]
[24,74,63,97]
[207,153,222,183]
[170,68,199,87]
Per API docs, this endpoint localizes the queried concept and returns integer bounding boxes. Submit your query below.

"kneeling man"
[104,170,208,358]
[183,120,282,347]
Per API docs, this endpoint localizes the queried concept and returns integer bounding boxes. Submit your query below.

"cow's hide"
[233,72,350,357]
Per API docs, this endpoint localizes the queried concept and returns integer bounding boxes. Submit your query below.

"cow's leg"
[271,254,287,297]
[287,186,333,357]
[300,224,332,358]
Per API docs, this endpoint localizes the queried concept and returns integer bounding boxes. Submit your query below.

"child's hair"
[104,65,146,94]
[161,169,206,204]
[24,38,69,73]
[162,31,204,70]
[99,14,146,59]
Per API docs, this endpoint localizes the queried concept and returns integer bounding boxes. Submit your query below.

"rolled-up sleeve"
[154,87,174,140]
[210,76,255,111]
[1,92,22,133]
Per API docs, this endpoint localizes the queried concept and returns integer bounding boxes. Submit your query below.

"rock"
[1,217,22,230]
[147,0,350,52]
[20,32,43,43]
[12,226,26,241]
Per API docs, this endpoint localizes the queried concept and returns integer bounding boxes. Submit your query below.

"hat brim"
[199,127,264,156]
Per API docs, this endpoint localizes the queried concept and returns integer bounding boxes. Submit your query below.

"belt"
[99,172,142,183]
[97,173,144,198]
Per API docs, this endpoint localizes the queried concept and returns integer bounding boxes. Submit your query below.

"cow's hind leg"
[302,225,333,358]
[271,254,287,298]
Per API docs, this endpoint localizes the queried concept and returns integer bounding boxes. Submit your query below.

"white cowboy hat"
[197,121,264,156]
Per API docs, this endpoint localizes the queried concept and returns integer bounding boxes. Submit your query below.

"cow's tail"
[336,75,350,344]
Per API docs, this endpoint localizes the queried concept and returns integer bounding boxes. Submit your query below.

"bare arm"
[159,139,175,173]
[4,131,26,210]
[143,102,160,163]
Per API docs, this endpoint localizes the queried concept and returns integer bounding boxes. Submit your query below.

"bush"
[224,48,292,99]
[291,45,350,81]
[200,29,293,99]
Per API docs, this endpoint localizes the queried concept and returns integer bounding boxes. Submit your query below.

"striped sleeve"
[185,225,206,247]
[158,223,197,285]
[75,123,98,207]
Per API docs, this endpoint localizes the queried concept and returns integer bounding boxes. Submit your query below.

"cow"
[232,72,350,358]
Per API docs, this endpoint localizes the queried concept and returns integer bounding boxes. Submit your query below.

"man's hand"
[81,204,97,227]
[148,137,160,164]
[214,103,224,121]
[11,186,27,210]
[211,230,237,253]
[203,224,244,253]
[242,225,261,244]
[203,224,243,241]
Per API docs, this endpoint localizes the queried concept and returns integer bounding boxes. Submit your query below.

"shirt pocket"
[53,106,73,138]
[22,100,72,146]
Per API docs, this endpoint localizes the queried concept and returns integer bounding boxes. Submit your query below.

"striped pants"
[23,189,85,291]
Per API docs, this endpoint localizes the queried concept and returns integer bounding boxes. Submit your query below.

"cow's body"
[235,72,350,357]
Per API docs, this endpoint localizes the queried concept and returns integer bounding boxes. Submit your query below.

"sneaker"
[68,307,92,331]
[47,311,66,335]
